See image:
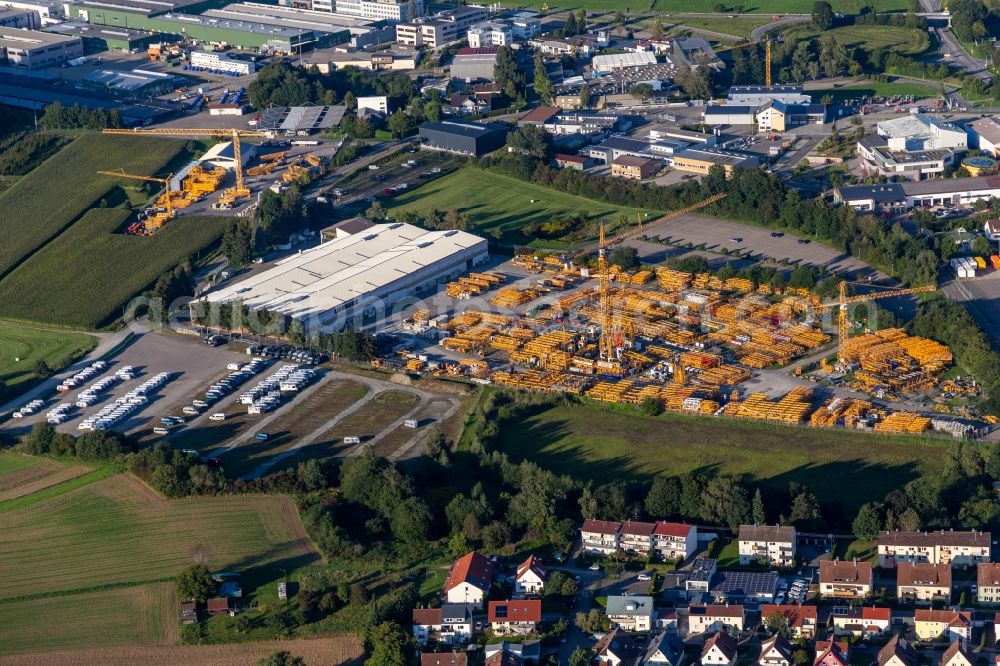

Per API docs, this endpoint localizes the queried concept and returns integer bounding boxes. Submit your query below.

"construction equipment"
[813,281,937,364]
[97,168,175,232]
[568,193,727,360]
[102,128,273,204]
[764,39,772,88]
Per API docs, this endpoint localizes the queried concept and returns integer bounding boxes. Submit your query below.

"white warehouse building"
[200,222,488,332]
[190,50,256,75]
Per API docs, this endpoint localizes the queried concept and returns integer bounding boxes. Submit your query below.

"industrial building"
[0,28,82,68]
[82,68,175,95]
[315,45,418,71]
[702,105,756,126]
[257,104,346,132]
[200,222,489,333]
[591,51,656,74]
[329,0,420,21]
[671,147,761,176]
[70,0,334,52]
[756,101,827,131]
[965,116,1000,158]
[419,119,510,156]
[2,0,67,25]
[0,73,175,122]
[858,114,968,180]
[0,7,40,29]
[45,22,159,51]
[198,3,391,49]
[835,176,1000,212]
[611,155,661,180]
[450,45,498,81]
[727,85,810,106]
[190,49,255,74]
[200,140,253,169]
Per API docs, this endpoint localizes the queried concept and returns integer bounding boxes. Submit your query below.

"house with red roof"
[487,599,541,636]
[759,604,818,639]
[444,551,494,607]
[819,560,873,599]
[412,604,474,646]
[621,520,657,555]
[421,653,468,666]
[701,631,738,666]
[653,522,697,561]
[896,562,952,604]
[941,641,974,666]
[581,519,622,554]
[914,609,971,642]
[831,606,891,638]
[514,555,547,596]
[814,641,849,666]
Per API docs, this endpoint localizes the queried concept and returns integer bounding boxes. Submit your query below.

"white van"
[209,413,226,421]
[404,419,419,429]
[343,436,361,444]
[153,426,170,435]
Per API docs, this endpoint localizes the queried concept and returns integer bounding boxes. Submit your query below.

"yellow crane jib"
[96,168,174,217]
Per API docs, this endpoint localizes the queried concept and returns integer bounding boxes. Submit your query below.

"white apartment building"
[877,530,991,566]
[977,562,1000,605]
[467,20,511,47]
[653,522,697,561]
[738,525,796,568]
[395,5,487,47]
[335,0,421,21]
[580,518,621,555]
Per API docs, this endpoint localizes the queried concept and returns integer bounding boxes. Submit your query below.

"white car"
[637,574,652,582]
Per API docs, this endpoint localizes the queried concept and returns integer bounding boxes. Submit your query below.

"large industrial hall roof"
[203,223,485,325]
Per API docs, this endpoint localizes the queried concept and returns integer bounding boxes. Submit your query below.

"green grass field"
[786,24,929,56]
[0,583,178,656]
[0,322,95,395]
[499,0,909,14]
[810,80,940,103]
[664,16,774,40]
[388,168,660,247]
[0,134,185,279]
[0,209,227,329]
[491,400,943,514]
[0,474,319,601]
[0,452,39,477]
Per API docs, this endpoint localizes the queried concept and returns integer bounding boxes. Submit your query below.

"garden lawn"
[0,210,228,329]
[0,134,185,279]
[388,167,660,247]
[0,322,96,394]
[0,474,319,600]
[490,400,943,515]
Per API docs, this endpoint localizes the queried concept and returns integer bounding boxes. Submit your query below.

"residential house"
[831,606,891,638]
[488,599,541,636]
[606,595,655,632]
[875,635,918,666]
[758,634,793,666]
[686,558,716,596]
[877,530,991,566]
[896,562,952,604]
[645,631,685,666]
[758,605,818,639]
[819,560,873,599]
[738,525,796,567]
[443,551,493,607]
[653,522,697,562]
[594,628,645,666]
[701,632,738,666]
[941,640,975,666]
[514,555,547,596]
[581,519,622,554]
[813,641,849,666]
[984,219,1000,243]
[621,520,657,555]
[484,641,539,665]
[656,607,678,634]
[206,597,233,616]
[412,605,474,646]
[913,609,972,643]
[421,654,468,666]
[979,562,1000,605]
[484,649,523,666]
[688,604,745,635]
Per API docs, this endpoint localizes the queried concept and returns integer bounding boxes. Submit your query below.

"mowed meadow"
[0,474,320,600]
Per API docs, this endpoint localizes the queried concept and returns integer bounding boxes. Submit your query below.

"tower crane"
[102,128,272,203]
[764,38,772,88]
[813,281,937,364]
[96,169,174,218]
[566,192,728,360]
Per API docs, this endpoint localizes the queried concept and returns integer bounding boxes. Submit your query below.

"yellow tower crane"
[96,168,174,218]
[568,193,728,360]
[102,128,272,204]
[814,281,937,364]
[765,39,772,88]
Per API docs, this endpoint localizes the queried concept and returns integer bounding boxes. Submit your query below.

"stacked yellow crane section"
[873,412,932,434]
[723,387,814,424]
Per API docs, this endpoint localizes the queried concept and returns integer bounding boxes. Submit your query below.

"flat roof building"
[200,3,391,49]
[257,104,346,132]
[0,27,82,68]
[419,119,510,156]
[672,147,761,176]
[201,222,489,333]
[728,85,810,106]
[1,0,67,25]
[0,7,41,29]
[45,22,159,51]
